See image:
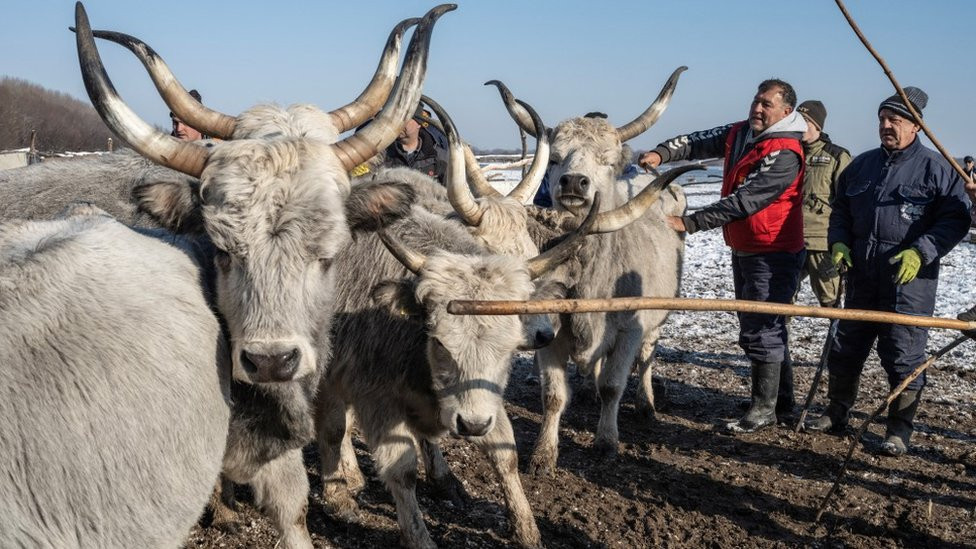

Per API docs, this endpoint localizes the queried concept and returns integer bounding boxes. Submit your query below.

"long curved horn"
[421,95,483,226]
[378,228,426,275]
[463,143,502,198]
[78,28,238,140]
[485,80,537,137]
[74,2,209,177]
[420,114,498,198]
[526,192,600,279]
[331,4,456,171]
[328,17,420,133]
[505,98,549,204]
[615,66,687,143]
[590,164,703,234]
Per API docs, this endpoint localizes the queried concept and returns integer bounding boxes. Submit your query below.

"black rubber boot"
[803,374,858,433]
[726,361,780,434]
[776,358,795,424]
[880,389,921,457]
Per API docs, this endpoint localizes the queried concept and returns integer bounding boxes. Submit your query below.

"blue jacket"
[829,137,971,313]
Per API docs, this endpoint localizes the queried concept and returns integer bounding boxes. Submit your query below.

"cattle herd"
[0,3,704,548]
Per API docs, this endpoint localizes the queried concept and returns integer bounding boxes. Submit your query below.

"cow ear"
[132,179,205,234]
[345,180,417,232]
[371,279,424,321]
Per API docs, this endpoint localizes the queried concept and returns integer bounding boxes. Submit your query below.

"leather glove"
[957,304,976,340]
[830,242,852,269]
[889,248,922,285]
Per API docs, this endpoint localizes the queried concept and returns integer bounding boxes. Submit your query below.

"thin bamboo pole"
[447,297,976,332]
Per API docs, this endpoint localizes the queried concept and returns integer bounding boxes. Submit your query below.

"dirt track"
[184,344,976,548]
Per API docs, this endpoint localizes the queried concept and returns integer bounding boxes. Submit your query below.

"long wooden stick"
[447,297,976,332]
[814,335,969,522]
[835,0,973,187]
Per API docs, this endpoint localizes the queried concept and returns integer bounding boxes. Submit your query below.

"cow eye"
[215,250,232,273]
[319,257,334,271]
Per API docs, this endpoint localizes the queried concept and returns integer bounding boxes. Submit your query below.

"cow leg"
[420,439,470,507]
[474,408,541,549]
[316,399,360,521]
[208,474,242,534]
[635,329,660,420]
[341,407,366,495]
[595,329,642,457]
[368,421,435,549]
[529,330,571,476]
[249,448,313,549]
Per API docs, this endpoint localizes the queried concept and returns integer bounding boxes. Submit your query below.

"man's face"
[171,116,203,141]
[801,116,821,144]
[878,108,920,150]
[398,118,422,143]
[749,87,791,133]
[966,160,974,171]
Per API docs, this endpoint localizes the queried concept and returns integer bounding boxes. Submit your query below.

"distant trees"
[0,77,114,152]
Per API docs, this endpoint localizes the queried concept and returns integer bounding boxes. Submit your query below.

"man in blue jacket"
[804,87,971,457]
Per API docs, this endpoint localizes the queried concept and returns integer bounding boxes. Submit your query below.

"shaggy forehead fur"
[200,138,350,259]
[469,197,539,258]
[550,118,623,167]
[418,253,532,358]
[232,104,340,144]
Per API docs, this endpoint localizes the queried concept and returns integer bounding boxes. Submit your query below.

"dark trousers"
[828,320,928,391]
[731,250,805,365]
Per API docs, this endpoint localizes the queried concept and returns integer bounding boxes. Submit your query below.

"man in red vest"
[637,79,807,434]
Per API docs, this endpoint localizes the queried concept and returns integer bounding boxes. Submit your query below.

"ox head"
[74,2,454,384]
[419,94,559,349]
[486,68,702,232]
[372,193,598,439]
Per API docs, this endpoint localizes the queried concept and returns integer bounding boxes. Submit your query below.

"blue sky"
[3,1,975,156]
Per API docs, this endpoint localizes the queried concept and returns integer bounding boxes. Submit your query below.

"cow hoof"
[323,494,361,523]
[212,518,242,535]
[527,451,556,477]
[430,474,471,508]
[594,440,618,461]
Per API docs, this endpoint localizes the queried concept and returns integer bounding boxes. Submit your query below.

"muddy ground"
[183,342,976,548]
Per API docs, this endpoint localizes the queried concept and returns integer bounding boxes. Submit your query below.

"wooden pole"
[814,335,969,522]
[834,0,974,190]
[447,297,976,332]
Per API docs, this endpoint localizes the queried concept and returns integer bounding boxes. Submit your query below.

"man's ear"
[371,279,424,321]
[132,179,205,234]
[346,180,417,232]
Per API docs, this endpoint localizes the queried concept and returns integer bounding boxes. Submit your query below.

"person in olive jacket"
[795,100,852,307]
[804,87,971,457]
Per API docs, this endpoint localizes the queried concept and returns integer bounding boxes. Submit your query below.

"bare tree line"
[0,77,115,153]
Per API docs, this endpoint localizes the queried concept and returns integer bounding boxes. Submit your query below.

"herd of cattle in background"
[0,3,708,548]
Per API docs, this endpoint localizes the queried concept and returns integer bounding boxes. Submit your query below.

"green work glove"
[830,242,852,269]
[889,247,922,285]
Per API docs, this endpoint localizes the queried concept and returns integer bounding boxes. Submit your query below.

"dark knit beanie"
[796,100,826,130]
[878,86,927,120]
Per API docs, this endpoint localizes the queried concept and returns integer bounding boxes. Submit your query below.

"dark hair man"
[637,78,807,434]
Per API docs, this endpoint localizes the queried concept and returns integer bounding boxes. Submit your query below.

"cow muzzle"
[455,414,494,438]
[240,347,302,383]
[558,173,590,197]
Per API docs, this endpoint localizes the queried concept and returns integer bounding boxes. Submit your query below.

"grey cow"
[316,96,598,549]
[486,69,699,474]
[73,3,453,547]
[0,207,229,548]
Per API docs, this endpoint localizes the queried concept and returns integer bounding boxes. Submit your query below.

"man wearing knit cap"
[795,100,851,307]
[637,79,808,434]
[379,105,447,184]
[804,87,971,457]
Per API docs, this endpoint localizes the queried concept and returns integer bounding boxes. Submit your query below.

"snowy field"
[486,163,976,378]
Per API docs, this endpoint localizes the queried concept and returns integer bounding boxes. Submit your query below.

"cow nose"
[558,173,589,194]
[240,348,301,382]
[535,327,555,347]
[456,415,492,437]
